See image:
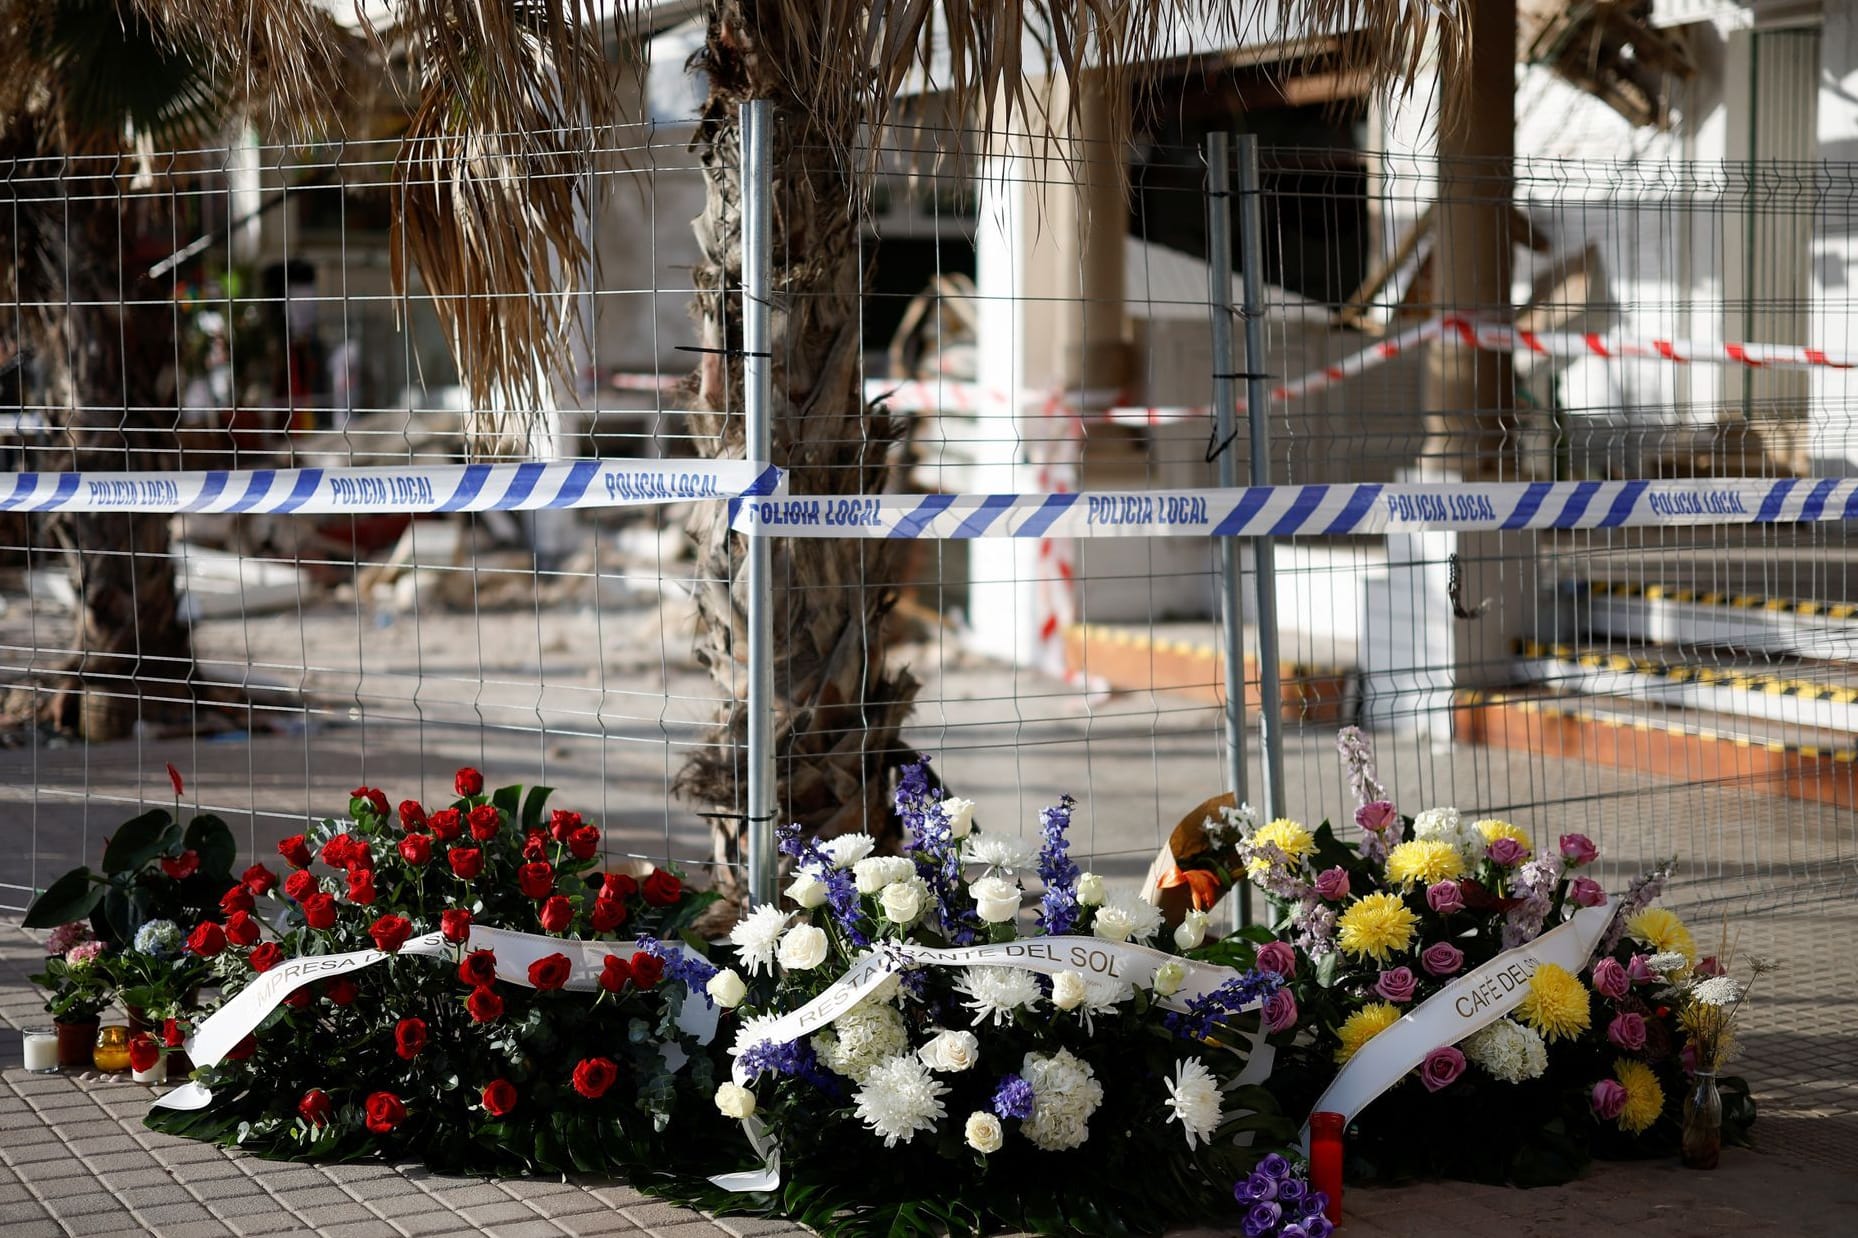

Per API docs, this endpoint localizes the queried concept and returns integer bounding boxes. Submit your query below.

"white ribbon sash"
[1298,902,1615,1147]
[155,925,718,1113]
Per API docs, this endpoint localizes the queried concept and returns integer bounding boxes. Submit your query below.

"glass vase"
[1681,1071,1722,1170]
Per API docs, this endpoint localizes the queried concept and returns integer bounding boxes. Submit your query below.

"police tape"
[0,459,780,515]
[731,477,1858,539]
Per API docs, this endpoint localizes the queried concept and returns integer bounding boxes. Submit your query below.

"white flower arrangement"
[1090,895,1162,944]
[728,904,789,977]
[853,1054,950,1147]
[1163,1057,1224,1149]
[1018,1048,1104,1151]
[814,1000,910,1083]
[961,833,1034,873]
[955,966,1043,1027]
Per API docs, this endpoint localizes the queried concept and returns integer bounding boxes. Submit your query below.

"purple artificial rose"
[1238,1172,1278,1203]
[1591,956,1629,1000]
[1374,966,1418,1004]
[1607,1011,1648,1052]
[1243,1202,1284,1238]
[1355,800,1397,833]
[1486,837,1527,867]
[1304,1215,1334,1238]
[1276,1178,1306,1204]
[1263,987,1299,1033]
[1420,941,1465,977]
[1591,1078,1627,1120]
[1282,1225,1309,1238]
[1255,941,1298,978]
[1626,954,1657,984]
[1568,877,1608,907]
[1558,833,1598,866]
[1418,1045,1465,1093]
[1313,866,1351,902]
[1426,880,1464,914]
[1257,1153,1291,1179]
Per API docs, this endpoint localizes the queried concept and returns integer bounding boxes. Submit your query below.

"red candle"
[1309,1110,1345,1225]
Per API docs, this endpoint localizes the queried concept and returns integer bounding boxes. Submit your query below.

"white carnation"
[964,1110,1003,1153]
[940,797,976,839]
[1461,1018,1548,1084]
[1413,805,1486,861]
[1019,1048,1104,1151]
[854,855,917,895]
[955,966,1043,1027]
[813,1000,910,1083]
[728,903,788,977]
[823,833,876,868]
[852,1054,949,1147]
[777,923,829,971]
[961,833,1034,872]
[1163,1057,1224,1149]
[1091,896,1162,944]
[917,1028,980,1073]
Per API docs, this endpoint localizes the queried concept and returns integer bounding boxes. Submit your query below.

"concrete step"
[1549,578,1858,661]
[1062,622,1356,724]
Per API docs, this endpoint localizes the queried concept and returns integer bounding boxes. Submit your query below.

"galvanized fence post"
[742,100,779,905]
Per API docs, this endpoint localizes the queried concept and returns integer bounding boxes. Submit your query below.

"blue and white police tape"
[730,477,1858,539]
[0,459,780,515]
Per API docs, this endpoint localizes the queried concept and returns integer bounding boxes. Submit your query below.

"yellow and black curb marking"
[1577,578,1858,621]
[1063,623,1353,680]
[1457,689,1858,764]
[1518,640,1858,705]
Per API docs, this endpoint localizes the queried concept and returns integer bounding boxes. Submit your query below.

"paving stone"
[394,1211,482,1237]
[484,1222,572,1238]
[318,1222,407,1238]
[80,1150,164,1174]
[463,1201,546,1226]
[229,1211,320,1236]
[617,1200,708,1228]
[557,1213,639,1237]
[291,1202,380,1226]
[135,1199,223,1227]
[529,1192,608,1218]
[0,1185,30,1206]
[0,1200,54,1224]
[417,1181,510,1209]
[0,1218,59,1238]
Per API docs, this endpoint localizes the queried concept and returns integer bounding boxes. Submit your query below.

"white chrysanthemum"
[1692,976,1741,1007]
[813,1000,910,1083]
[1163,1057,1224,1149]
[1413,805,1486,861]
[961,833,1034,872]
[823,833,876,868]
[1090,896,1162,944]
[1647,952,1690,975]
[728,904,789,977]
[1019,1048,1104,1151]
[955,966,1043,1027]
[1461,1018,1548,1084]
[1075,974,1133,1035]
[852,1054,950,1147]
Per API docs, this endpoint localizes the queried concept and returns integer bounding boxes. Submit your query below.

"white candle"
[22,1031,58,1072]
[132,1064,164,1084]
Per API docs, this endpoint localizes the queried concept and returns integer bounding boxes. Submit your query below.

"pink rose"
[1568,877,1607,908]
[1558,833,1598,866]
[1626,954,1657,984]
[1262,988,1299,1033]
[1420,941,1465,977]
[1426,881,1464,914]
[1313,867,1351,902]
[1254,941,1297,978]
[1591,1079,1627,1120]
[1486,837,1527,867]
[1590,957,1629,1000]
[1374,966,1417,1004]
[1418,1046,1464,1093]
[1607,1012,1647,1052]
[1355,801,1398,833]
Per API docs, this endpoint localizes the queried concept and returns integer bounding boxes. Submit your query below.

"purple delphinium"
[737,1036,842,1099]
[893,756,977,945]
[991,1073,1036,1120]
[1335,726,1385,808]
[1502,855,1563,948]
[1036,795,1081,935]
[631,935,720,1005]
[1165,969,1284,1042]
[1598,859,1675,955]
[777,823,869,948]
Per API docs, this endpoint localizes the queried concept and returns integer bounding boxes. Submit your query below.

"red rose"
[517,862,555,900]
[628,951,664,990]
[466,986,504,1023]
[321,834,354,869]
[398,800,427,831]
[522,832,548,863]
[539,895,574,935]
[159,849,200,880]
[161,1018,185,1048]
[278,835,313,869]
[221,884,256,916]
[394,1017,427,1060]
[128,1033,160,1074]
[567,826,601,861]
[363,1091,405,1134]
[589,899,627,934]
[346,866,377,906]
[482,1079,518,1117]
[459,950,499,987]
[455,767,484,798]
[302,892,337,931]
[641,870,682,907]
[549,810,583,842]
[440,908,473,944]
[187,922,227,958]
[351,786,389,818]
[298,1088,333,1128]
[241,863,279,897]
[598,954,632,992]
[283,988,314,1010]
[226,1034,257,1062]
[528,953,572,992]
[397,835,433,867]
[325,977,358,1007]
[224,910,259,947]
[428,808,463,841]
[448,847,484,880]
[249,942,283,973]
[603,873,638,901]
[284,869,317,902]
[369,915,414,954]
[571,1057,618,1100]
[468,805,502,841]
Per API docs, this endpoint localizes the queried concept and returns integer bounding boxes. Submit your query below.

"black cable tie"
[1204,189,1232,198]
[697,810,780,824]
[1212,371,1272,382]
[1203,425,1241,463]
[675,345,772,359]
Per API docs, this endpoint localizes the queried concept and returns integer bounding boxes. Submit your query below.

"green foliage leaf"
[184,814,238,880]
[520,785,555,832]
[101,809,179,876]
[22,867,102,928]
[492,784,522,821]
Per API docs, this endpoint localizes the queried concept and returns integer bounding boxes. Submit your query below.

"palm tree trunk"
[677,7,919,893]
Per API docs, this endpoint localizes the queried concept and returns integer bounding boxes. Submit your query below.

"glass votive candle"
[92,1025,133,1072]
[22,1027,60,1073]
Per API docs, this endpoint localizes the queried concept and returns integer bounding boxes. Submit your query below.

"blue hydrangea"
[131,919,182,958]
[990,1073,1035,1120]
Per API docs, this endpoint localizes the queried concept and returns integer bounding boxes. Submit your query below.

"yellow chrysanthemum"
[1515,963,1592,1042]
[1336,891,1418,962]
[1247,818,1316,875]
[1626,908,1697,965]
[1383,839,1467,887]
[1614,1058,1666,1134]
[1475,819,1531,853]
[1334,1002,1402,1064]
